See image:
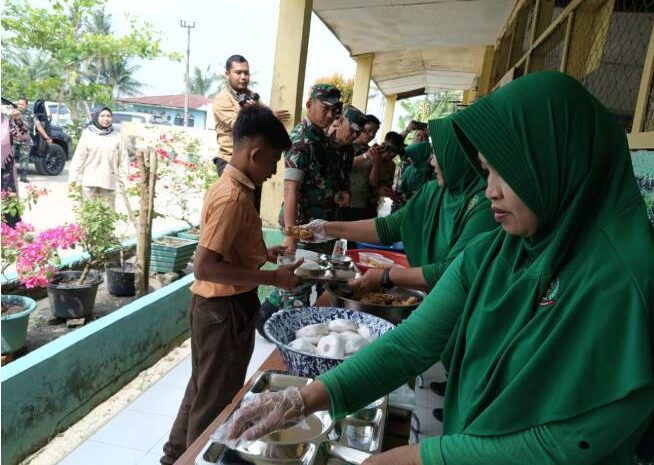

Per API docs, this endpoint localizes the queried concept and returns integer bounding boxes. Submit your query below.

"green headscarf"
[397,117,490,277]
[441,71,654,435]
[400,141,433,197]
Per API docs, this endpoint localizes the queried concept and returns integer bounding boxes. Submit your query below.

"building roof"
[117,94,212,110]
[313,0,515,96]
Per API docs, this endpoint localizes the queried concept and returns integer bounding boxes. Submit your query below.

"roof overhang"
[313,0,515,96]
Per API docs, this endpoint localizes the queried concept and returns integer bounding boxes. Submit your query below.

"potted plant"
[105,222,135,297]
[1,187,54,353]
[1,221,83,347]
[46,186,122,319]
[1,295,37,354]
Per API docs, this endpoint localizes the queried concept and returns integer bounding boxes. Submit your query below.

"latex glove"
[349,268,384,293]
[362,445,422,465]
[300,219,334,243]
[227,386,306,442]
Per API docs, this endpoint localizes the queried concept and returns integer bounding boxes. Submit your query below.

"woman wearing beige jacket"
[68,106,128,208]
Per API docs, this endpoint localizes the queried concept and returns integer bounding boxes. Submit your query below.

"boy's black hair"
[226,54,248,71]
[364,114,380,127]
[233,105,291,151]
[17,97,28,103]
[384,131,405,148]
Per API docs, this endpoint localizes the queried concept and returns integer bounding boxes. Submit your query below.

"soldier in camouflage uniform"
[326,105,367,221]
[258,91,365,336]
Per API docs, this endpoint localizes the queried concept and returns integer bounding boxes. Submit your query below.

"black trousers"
[214,157,261,213]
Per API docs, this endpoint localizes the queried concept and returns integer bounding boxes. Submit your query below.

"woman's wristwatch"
[381,268,394,289]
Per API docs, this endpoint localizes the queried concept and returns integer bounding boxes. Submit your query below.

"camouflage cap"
[342,105,366,132]
[310,84,341,106]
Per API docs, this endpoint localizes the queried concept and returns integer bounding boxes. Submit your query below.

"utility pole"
[180,20,195,127]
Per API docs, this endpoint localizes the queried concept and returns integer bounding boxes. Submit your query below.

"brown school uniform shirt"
[190,165,267,298]
[213,87,240,162]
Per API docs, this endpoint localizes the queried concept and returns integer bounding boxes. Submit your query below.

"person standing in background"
[347,114,382,224]
[68,106,128,208]
[10,110,31,183]
[212,54,290,212]
[1,103,21,227]
[17,98,51,183]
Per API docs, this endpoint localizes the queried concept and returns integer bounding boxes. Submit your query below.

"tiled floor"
[57,334,275,465]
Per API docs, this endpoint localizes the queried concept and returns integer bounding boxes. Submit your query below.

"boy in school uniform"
[161,105,303,464]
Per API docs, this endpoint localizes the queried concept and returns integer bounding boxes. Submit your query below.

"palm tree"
[398,90,463,130]
[189,64,220,96]
[104,58,144,99]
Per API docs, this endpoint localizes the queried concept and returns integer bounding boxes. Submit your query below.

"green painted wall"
[1,274,194,465]
[0,228,283,465]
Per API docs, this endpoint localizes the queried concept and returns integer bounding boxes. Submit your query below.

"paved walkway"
[56,334,275,465]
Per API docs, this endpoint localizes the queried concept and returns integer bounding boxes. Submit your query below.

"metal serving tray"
[326,397,388,454]
[195,372,384,465]
[309,442,372,465]
[294,261,360,283]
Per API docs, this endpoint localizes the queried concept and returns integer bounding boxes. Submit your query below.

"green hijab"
[400,141,433,197]
[398,117,489,273]
[442,71,654,435]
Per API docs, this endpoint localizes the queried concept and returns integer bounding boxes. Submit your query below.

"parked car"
[43,101,73,126]
[30,123,72,176]
[111,111,153,132]
[3,96,72,176]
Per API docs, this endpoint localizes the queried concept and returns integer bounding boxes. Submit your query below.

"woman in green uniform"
[226,72,654,465]
[303,115,497,293]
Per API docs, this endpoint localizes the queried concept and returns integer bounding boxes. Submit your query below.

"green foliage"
[1,0,178,117]
[315,73,354,105]
[189,64,224,97]
[398,91,464,131]
[68,184,125,277]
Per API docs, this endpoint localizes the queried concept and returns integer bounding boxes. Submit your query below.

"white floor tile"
[59,331,277,463]
[57,440,146,465]
[128,382,186,418]
[148,430,171,455]
[90,410,172,452]
[136,452,165,465]
[158,358,192,389]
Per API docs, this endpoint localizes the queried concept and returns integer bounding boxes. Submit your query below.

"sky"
[105,0,387,120]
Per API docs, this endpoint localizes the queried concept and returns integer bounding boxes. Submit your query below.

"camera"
[413,121,428,131]
[236,92,260,107]
[379,142,401,155]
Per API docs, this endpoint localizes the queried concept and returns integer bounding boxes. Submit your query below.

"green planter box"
[150,236,198,272]
[152,236,198,254]
[177,229,200,241]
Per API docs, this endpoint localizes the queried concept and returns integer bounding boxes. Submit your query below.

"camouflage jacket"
[280,118,353,226]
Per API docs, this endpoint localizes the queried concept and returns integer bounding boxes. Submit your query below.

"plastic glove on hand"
[228,386,306,442]
[300,219,334,243]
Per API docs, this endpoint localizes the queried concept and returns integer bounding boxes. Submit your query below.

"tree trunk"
[135,148,158,296]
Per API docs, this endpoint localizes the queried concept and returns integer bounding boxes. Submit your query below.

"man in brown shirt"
[213,54,289,211]
[161,106,303,465]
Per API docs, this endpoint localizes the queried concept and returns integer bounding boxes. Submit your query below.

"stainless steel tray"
[326,397,388,454]
[195,372,383,465]
[309,442,372,465]
[294,262,360,283]
[196,441,371,465]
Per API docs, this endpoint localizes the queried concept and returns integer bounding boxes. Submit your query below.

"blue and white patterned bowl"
[264,306,396,378]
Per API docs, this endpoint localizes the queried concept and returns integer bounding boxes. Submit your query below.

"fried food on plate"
[284,225,313,240]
